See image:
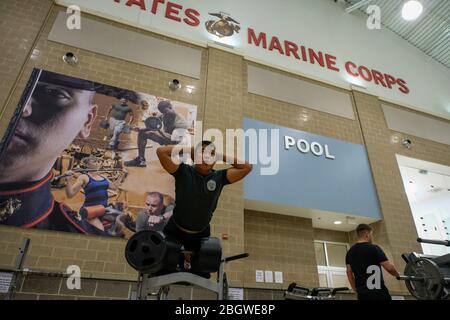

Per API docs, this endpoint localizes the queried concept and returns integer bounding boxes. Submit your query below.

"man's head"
[356,224,373,243]
[157,100,173,114]
[120,98,128,105]
[145,192,164,216]
[0,71,98,183]
[82,156,102,170]
[194,140,216,173]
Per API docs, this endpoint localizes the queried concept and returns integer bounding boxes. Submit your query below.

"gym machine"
[397,237,450,300]
[125,230,249,300]
[284,283,349,300]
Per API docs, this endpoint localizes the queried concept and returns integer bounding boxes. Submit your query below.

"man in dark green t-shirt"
[156,141,253,271]
[107,98,134,150]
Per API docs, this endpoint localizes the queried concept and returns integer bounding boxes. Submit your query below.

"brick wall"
[203,48,246,286]
[244,210,319,289]
[0,0,53,125]
[1,2,450,300]
[0,5,208,291]
[351,91,450,293]
[313,228,350,244]
[243,62,363,145]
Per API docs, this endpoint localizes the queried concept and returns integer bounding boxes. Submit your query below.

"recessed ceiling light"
[402,1,423,21]
[185,85,196,94]
[334,221,343,225]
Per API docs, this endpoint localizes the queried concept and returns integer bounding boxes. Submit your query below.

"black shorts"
[163,218,211,252]
[357,289,392,301]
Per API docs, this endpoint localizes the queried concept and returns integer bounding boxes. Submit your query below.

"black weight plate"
[100,119,110,129]
[144,117,162,130]
[404,257,444,300]
[125,231,167,274]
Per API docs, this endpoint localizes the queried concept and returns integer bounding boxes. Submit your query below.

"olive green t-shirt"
[110,103,132,121]
[171,163,230,232]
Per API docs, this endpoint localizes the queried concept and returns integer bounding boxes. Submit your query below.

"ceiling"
[342,0,450,69]
[245,199,379,232]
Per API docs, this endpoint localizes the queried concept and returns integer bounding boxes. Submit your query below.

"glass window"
[330,272,350,288]
[314,242,327,266]
[326,243,348,268]
[318,272,328,287]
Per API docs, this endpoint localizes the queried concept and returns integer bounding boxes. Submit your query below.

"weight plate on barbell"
[144,117,163,131]
[404,257,444,300]
[125,230,167,274]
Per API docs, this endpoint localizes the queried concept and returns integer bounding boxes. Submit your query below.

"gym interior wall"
[0,0,450,301]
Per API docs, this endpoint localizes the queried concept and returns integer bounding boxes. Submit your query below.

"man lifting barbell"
[64,156,120,232]
[346,224,400,300]
[156,141,253,273]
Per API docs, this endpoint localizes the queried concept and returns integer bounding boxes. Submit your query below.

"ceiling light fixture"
[185,85,196,94]
[402,1,423,21]
[334,221,343,225]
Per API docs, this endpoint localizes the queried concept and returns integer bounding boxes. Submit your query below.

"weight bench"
[134,253,248,300]
[125,230,248,300]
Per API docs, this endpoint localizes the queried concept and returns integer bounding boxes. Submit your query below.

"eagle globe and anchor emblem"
[205,12,241,38]
[0,198,22,222]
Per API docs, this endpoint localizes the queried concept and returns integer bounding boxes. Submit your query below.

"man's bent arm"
[218,153,253,184]
[381,260,400,278]
[65,175,87,198]
[157,145,192,174]
[127,111,134,125]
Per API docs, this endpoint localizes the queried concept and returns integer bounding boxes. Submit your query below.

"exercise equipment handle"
[396,275,425,282]
[417,238,450,247]
[332,287,349,294]
[54,168,123,181]
[222,253,249,263]
[314,288,332,293]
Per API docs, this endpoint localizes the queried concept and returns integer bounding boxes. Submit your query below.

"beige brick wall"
[350,91,450,293]
[0,0,53,124]
[244,210,319,289]
[1,2,450,300]
[0,5,208,283]
[313,228,350,244]
[203,48,246,285]
[243,62,363,145]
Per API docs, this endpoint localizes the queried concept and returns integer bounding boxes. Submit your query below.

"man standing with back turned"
[346,224,400,300]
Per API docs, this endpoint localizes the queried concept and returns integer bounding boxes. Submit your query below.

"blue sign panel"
[243,118,381,219]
